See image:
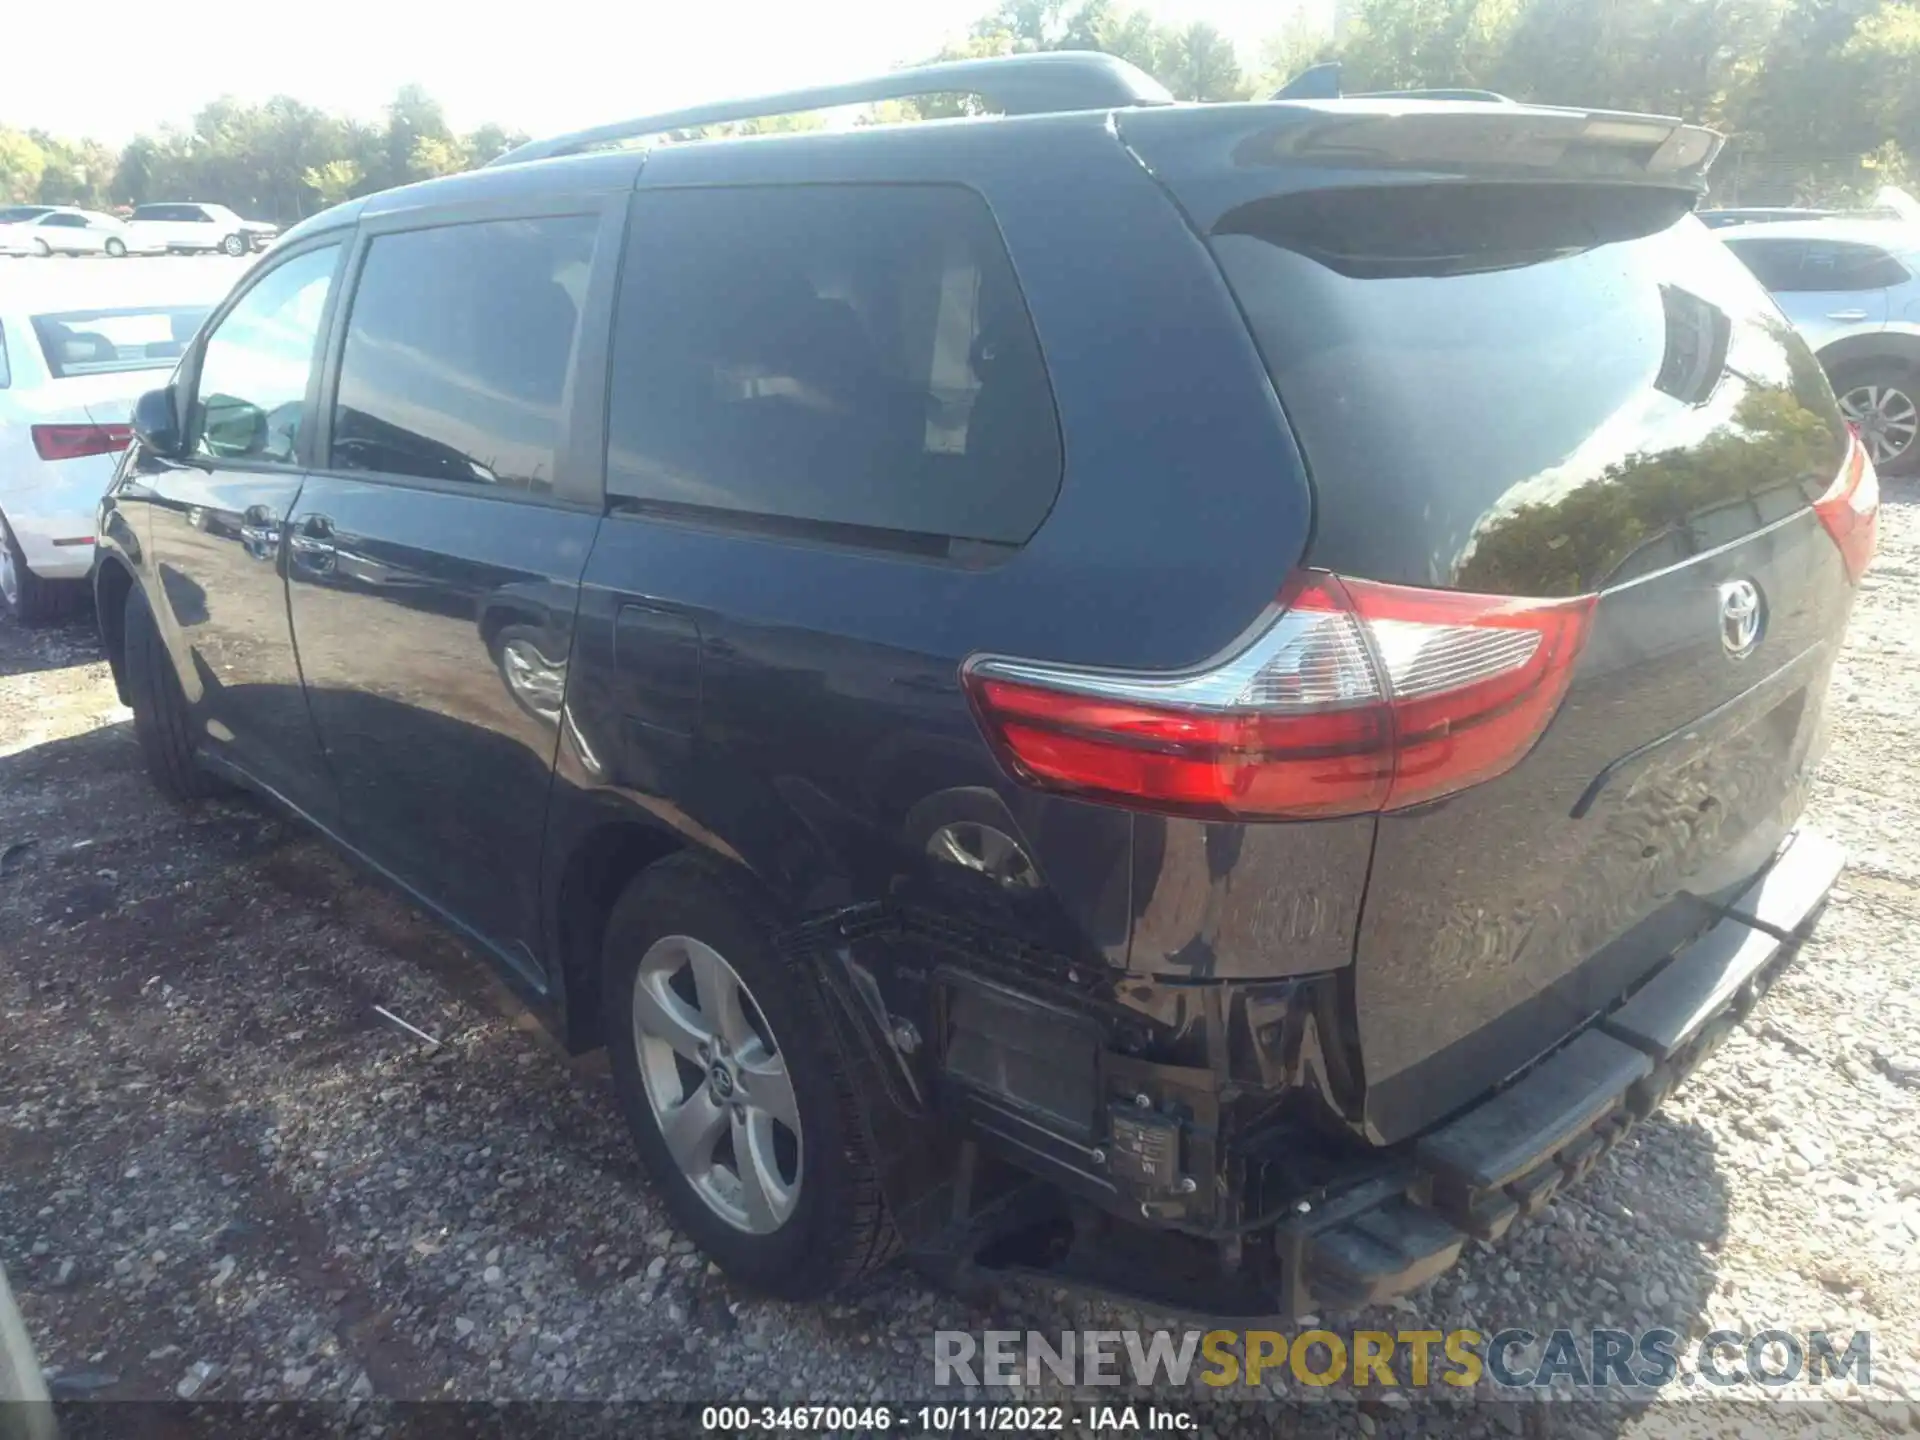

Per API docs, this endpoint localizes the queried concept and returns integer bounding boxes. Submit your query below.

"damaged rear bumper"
[809,827,1843,1320]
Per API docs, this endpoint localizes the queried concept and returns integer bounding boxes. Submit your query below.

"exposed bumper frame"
[817,827,1843,1320]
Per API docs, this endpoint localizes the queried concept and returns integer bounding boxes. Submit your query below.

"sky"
[8,0,1327,147]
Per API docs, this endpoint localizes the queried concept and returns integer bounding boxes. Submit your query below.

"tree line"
[3,0,1917,223]
[0,86,526,222]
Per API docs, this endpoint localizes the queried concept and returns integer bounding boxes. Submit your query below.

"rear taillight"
[965,573,1595,819]
[31,423,133,462]
[1815,431,1879,584]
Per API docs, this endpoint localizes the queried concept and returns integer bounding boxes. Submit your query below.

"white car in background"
[127,202,279,256]
[0,205,60,253]
[0,262,241,620]
[0,207,167,259]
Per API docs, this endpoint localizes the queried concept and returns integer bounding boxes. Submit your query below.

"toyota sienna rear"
[95,54,1872,1314]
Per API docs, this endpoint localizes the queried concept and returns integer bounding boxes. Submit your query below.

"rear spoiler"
[1247,62,1721,189]
[1118,93,1724,233]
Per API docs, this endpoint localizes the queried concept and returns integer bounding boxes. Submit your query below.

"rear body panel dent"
[1127,814,1375,979]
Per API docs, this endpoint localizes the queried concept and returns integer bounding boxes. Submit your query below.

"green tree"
[463,123,530,165]
[111,136,162,206]
[409,134,470,179]
[1162,20,1246,99]
[918,0,1253,105]
[1255,13,1340,95]
[1339,0,1522,91]
[382,84,457,188]
[302,158,362,207]
[1495,0,1778,122]
[0,128,46,203]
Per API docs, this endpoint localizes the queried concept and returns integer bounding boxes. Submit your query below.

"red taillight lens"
[965,573,1595,819]
[1815,432,1878,584]
[1342,578,1595,810]
[31,423,133,462]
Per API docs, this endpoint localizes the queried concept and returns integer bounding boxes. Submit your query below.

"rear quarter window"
[605,183,1062,547]
[32,305,213,379]
[1796,240,1908,290]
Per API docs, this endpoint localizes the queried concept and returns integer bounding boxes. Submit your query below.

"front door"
[284,206,611,974]
[134,239,345,820]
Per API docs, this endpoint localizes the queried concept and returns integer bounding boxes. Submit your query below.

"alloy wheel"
[1840,383,1919,468]
[630,934,802,1234]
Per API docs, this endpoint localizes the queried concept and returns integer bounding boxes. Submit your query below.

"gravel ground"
[2,487,1919,1437]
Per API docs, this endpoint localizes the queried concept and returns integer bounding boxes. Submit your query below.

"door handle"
[1825,310,1870,321]
[289,514,337,572]
[238,504,280,561]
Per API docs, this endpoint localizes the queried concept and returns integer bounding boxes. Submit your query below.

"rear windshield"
[1210,184,1850,596]
[33,305,212,380]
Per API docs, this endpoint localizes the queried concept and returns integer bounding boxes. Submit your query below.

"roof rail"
[1270,62,1514,104]
[487,51,1175,168]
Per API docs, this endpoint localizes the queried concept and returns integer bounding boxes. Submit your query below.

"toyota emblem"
[1718,579,1764,659]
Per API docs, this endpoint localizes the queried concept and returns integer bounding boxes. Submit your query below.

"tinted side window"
[606,184,1062,545]
[192,244,340,465]
[44,215,85,229]
[1779,240,1902,291]
[1841,246,1909,287]
[330,215,595,494]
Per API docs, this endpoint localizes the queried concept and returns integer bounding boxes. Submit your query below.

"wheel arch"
[1816,330,1920,380]
[547,813,686,1054]
[93,553,136,705]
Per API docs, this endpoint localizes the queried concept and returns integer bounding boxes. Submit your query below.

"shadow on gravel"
[0,600,101,677]
[0,718,133,787]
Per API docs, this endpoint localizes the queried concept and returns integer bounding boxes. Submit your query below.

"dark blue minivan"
[93,53,1875,1316]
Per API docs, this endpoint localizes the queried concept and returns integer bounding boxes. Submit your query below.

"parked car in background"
[1720,220,1920,474]
[0,206,61,253]
[95,54,1870,1319]
[1699,206,1846,229]
[1,263,232,619]
[0,208,166,259]
[128,203,279,256]
[1700,190,1918,231]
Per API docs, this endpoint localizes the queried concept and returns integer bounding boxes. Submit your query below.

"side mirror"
[130,387,183,458]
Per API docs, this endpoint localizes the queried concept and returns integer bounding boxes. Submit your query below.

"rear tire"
[31,239,49,258]
[123,585,221,802]
[1834,361,1920,478]
[0,512,73,625]
[602,856,896,1299]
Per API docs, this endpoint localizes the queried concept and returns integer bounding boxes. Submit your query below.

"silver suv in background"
[126,203,278,256]
[1721,220,1920,474]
